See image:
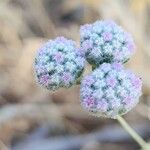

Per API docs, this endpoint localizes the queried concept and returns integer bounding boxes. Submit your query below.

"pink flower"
[81,87,92,97]
[119,90,127,98]
[102,32,113,41]
[84,97,95,108]
[127,43,135,53]
[75,48,85,57]
[62,72,72,84]
[112,63,123,71]
[131,77,142,89]
[106,76,117,87]
[97,99,108,112]
[82,40,93,52]
[39,74,50,86]
[53,52,64,63]
[83,76,94,86]
[123,96,134,107]
[36,66,46,75]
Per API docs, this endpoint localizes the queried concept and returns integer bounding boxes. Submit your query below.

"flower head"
[34,37,85,91]
[80,20,136,66]
[80,63,142,118]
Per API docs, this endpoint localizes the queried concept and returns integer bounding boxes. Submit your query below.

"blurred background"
[0,0,150,150]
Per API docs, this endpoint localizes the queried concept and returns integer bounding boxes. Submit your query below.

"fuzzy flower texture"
[80,20,135,66]
[34,20,142,119]
[80,63,142,118]
[34,37,85,91]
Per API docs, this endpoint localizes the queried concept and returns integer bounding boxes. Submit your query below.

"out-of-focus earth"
[0,0,150,150]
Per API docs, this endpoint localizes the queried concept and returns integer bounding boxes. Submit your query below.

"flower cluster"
[80,20,135,66]
[34,37,85,91]
[34,20,142,119]
[80,63,142,118]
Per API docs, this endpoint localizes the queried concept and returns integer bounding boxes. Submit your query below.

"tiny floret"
[34,37,85,91]
[80,20,135,66]
[80,63,142,118]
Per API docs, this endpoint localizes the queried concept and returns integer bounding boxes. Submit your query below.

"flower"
[80,63,142,119]
[102,32,113,41]
[106,76,117,88]
[34,37,85,91]
[80,20,136,66]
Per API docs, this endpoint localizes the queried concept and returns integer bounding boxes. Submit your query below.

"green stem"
[117,116,149,150]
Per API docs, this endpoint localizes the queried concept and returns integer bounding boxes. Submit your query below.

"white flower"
[116,86,127,97]
[95,79,106,88]
[91,33,99,41]
[66,45,74,52]
[90,48,101,58]
[110,99,120,108]
[122,47,131,58]
[100,63,111,73]
[95,38,104,46]
[65,62,76,72]
[118,34,125,42]
[46,62,55,72]
[93,70,104,79]
[66,52,75,60]
[122,80,132,88]
[56,64,64,73]
[51,75,60,84]
[93,25,102,33]
[108,70,117,77]
[48,48,56,55]
[42,55,49,63]
[118,70,126,79]
[93,89,103,99]
[93,21,103,33]
[105,88,115,99]
[112,40,121,49]
[103,44,113,54]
